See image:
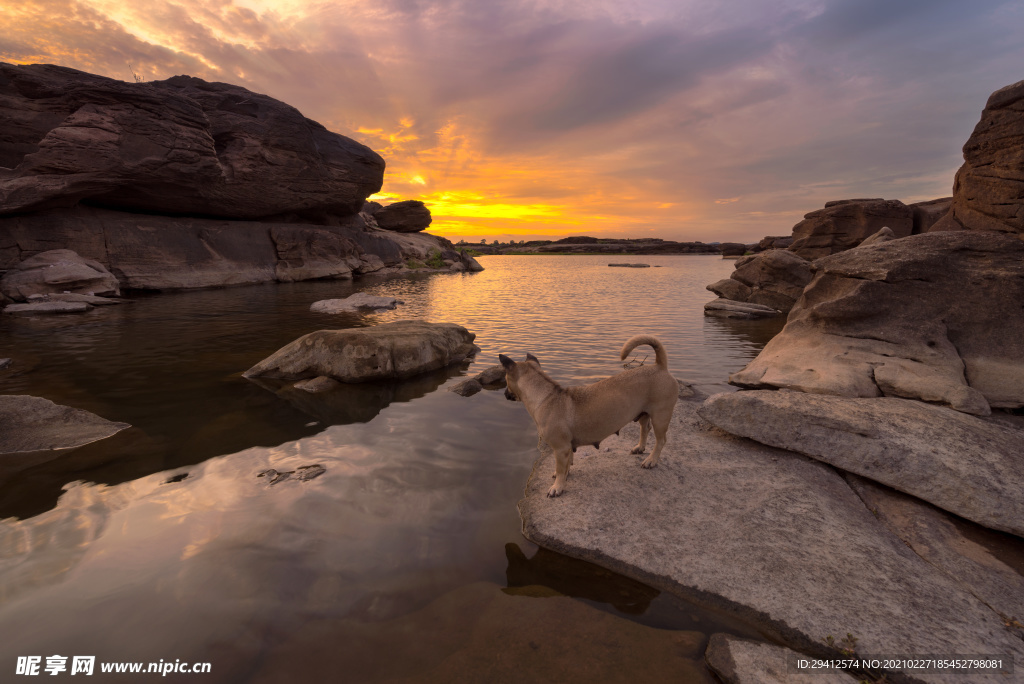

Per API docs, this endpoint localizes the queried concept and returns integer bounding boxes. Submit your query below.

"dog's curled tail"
[620,335,669,370]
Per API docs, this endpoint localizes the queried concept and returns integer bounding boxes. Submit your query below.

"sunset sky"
[2,0,1022,243]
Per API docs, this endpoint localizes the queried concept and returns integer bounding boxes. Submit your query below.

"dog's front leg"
[548,446,572,497]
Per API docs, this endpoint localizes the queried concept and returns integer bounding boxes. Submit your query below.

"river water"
[0,255,784,682]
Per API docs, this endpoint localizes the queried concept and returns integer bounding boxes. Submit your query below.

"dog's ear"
[526,353,540,364]
[499,354,515,370]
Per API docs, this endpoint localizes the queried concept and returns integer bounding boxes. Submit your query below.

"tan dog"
[500,335,679,497]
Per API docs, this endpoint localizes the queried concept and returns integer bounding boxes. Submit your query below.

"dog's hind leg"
[640,412,670,469]
[630,414,651,454]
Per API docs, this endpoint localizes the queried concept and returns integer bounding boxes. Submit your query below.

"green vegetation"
[405,258,426,269]
[425,248,446,269]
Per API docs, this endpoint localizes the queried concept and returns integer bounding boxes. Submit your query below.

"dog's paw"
[630,445,645,454]
[547,483,564,497]
[640,456,659,469]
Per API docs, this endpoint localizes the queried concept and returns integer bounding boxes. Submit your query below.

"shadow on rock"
[503,542,659,615]
[248,364,468,425]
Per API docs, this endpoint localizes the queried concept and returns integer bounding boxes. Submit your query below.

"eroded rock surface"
[703,299,782,319]
[0,63,384,220]
[374,200,432,233]
[730,231,1024,413]
[789,198,913,260]
[518,400,1024,683]
[940,79,1024,235]
[705,634,857,684]
[242,320,479,383]
[310,293,401,314]
[706,249,813,314]
[698,390,1024,536]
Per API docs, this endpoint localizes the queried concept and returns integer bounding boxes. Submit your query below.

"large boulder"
[518,400,1024,680]
[374,200,432,233]
[789,198,914,260]
[730,231,1024,414]
[698,391,1024,536]
[0,395,130,454]
[939,79,1024,235]
[0,248,119,301]
[242,320,479,383]
[0,63,384,220]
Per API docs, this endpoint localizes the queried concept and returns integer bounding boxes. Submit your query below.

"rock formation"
[935,79,1024,235]
[0,63,481,298]
[371,200,433,233]
[1,249,119,300]
[788,198,914,260]
[729,231,1024,414]
[242,320,479,383]
[706,249,813,314]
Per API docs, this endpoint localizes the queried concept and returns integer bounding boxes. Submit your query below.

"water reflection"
[0,255,778,681]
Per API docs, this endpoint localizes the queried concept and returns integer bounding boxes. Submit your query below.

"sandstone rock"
[943,79,1024,235]
[310,293,401,314]
[463,255,484,272]
[0,358,11,370]
[703,299,782,319]
[518,400,1024,682]
[3,301,91,315]
[447,378,483,397]
[374,200,432,233]
[756,235,794,251]
[705,634,857,684]
[698,391,1024,536]
[910,197,953,233]
[0,249,119,301]
[846,475,1024,625]
[607,263,650,268]
[0,395,130,454]
[706,278,752,302]
[726,249,813,313]
[359,201,383,216]
[474,364,506,387]
[856,226,895,247]
[242,320,479,383]
[0,63,384,220]
[720,242,747,257]
[292,376,340,393]
[730,231,1024,413]
[0,205,466,291]
[789,199,913,260]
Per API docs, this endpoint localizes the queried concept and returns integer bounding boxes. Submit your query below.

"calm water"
[0,255,784,682]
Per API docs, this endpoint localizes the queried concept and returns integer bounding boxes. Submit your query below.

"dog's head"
[499,353,540,401]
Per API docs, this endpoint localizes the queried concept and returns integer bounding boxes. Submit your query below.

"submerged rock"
[242,320,479,383]
[0,249,119,301]
[292,376,341,393]
[703,299,782,319]
[607,263,650,268]
[698,390,1024,536]
[3,301,91,316]
[448,378,483,397]
[730,231,1024,413]
[0,395,130,454]
[517,400,1024,681]
[310,293,401,313]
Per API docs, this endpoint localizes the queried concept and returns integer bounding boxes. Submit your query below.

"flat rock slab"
[704,299,782,319]
[698,390,1024,536]
[705,634,857,684]
[3,301,91,315]
[0,395,130,454]
[310,293,401,313]
[846,475,1024,629]
[242,320,478,383]
[608,263,650,267]
[518,400,1024,683]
